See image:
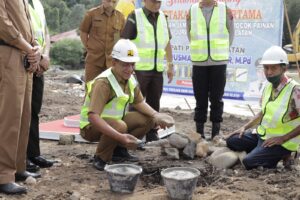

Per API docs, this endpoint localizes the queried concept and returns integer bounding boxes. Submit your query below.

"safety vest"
[257,80,300,152]
[80,68,137,129]
[132,8,169,72]
[190,2,229,62]
[29,0,46,48]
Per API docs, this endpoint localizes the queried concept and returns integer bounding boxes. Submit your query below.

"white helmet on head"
[112,39,140,63]
[260,45,289,65]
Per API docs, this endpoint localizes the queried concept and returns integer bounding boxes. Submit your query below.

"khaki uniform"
[0,0,35,184]
[80,5,125,82]
[80,70,154,161]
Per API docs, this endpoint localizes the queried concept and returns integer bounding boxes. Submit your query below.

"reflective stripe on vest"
[257,80,300,151]
[132,8,169,71]
[29,0,46,48]
[190,2,229,61]
[80,68,137,129]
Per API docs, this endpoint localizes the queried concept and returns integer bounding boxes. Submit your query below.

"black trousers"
[227,132,291,170]
[27,74,44,158]
[192,64,226,123]
[135,71,163,112]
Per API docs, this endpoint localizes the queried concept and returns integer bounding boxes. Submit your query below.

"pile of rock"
[145,132,246,169]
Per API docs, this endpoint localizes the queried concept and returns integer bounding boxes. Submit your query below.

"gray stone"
[183,142,196,159]
[168,133,189,149]
[25,176,37,185]
[58,134,75,145]
[164,148,180,160]
[66,74,83,84]
[210,151,239,169]
[234,151,247,164]
[70,191,81,200]
[210,147,232,158]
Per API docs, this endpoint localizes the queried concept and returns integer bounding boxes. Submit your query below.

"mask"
[266,74,281,88]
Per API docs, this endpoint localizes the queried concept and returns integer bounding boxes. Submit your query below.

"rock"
[145,139,171,148]
[212,136,227,147]
[164,148,180,160]
[59,134,75,145]
[183,142,197,159]
[174,106,181,110]
[142,147,162,161]
[210,147,232,158]
[196,141,209,158]
[234,151,247,163]
[185,131,203,144]
[25,176,37,185]
[66,74,83,84]
[168,133,189,149]
[210,151,239,169]
[70,191,81,200]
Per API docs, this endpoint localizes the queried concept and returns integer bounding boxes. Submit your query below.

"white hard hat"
[112,39,140,63]
[260,45,289,65]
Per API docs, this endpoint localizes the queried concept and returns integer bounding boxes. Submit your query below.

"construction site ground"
[2,69,300,200]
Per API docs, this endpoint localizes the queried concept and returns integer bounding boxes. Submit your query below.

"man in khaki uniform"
[80,0,125,82]
[79,39,174,171]
[0,0,41,195]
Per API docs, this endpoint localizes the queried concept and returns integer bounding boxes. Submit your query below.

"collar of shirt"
[199,0,217,8]
[272,74,290,96]
[111,68,128,85]
[142,7,160,18]
[99,4,116,16]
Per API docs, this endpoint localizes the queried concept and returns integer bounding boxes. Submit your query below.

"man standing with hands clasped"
[0,0,41,195]
[80,0,125,82]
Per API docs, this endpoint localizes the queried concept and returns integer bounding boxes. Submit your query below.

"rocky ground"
[1,68,300,200]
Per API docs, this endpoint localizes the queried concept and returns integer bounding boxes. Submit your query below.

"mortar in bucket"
[161,167,200,200]
[104,164,142,193]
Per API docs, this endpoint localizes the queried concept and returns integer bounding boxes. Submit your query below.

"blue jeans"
[226,131,291,170]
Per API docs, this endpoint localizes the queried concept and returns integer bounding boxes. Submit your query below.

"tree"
[50,39,84,68]
[68,4,86,30]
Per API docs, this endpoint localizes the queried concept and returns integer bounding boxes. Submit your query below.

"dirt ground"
[2,69,300,200]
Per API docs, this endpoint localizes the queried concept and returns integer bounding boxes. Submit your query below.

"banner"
[160,0,284,101]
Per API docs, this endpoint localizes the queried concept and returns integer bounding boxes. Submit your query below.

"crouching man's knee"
[226,135,240,151]
[106,119,128,133]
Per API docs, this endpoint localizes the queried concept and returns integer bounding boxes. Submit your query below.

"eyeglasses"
[118,61,135,68]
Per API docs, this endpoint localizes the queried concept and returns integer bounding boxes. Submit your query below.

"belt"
[0,40,14,48]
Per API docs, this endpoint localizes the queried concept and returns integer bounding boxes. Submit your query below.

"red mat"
[40,119,79,134]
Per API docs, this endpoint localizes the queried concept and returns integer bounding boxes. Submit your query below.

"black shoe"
[196,122,205,139]
[112,146,139,162]
[212,122,221,139]
[0,182,27,195]
[93,156,106,171]
[146,129,159,142]
[29,156,54,168]
[15,171,41,182]
[26,159,40,173]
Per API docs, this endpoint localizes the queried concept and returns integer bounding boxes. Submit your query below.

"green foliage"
[42,0,101,34]
[50,39,84,69]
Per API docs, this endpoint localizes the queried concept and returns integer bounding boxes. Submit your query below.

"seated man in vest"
[80,39,174,171]
[226,46,300,170]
